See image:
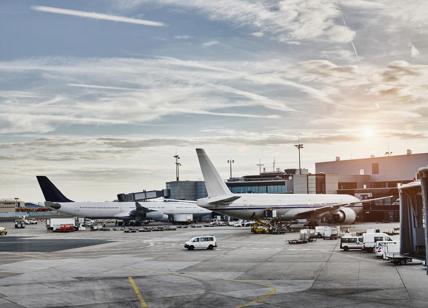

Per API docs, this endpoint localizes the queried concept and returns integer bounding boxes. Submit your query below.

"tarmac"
[0,222,428,308]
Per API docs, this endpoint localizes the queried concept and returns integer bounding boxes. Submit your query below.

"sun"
[361,126,376,139]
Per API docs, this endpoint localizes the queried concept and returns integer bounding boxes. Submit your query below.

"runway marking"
[128,276,148,308]
[235,282,277,308]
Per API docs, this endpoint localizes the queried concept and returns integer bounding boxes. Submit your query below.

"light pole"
[227,159,234,179]
[256,160,264,175]
[294,140,303,175]
[173,154,181,181]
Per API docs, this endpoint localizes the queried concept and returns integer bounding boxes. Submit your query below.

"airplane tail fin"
[196,148,232,198]
[36,176,73,202]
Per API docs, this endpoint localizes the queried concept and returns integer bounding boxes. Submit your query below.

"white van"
[184,236,217,250]
[340,234,363,251]
[362,231,393,252]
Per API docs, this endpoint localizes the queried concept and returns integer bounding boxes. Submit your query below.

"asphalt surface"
[0,222,427,308]
[0,236,109,252]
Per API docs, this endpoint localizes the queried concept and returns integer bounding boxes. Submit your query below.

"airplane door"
[193,238,201,248]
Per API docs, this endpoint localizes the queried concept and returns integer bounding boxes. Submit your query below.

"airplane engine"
[146,211,169,222]
[333,207,357,224]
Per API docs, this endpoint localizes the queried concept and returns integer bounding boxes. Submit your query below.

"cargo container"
[173,214,193,223]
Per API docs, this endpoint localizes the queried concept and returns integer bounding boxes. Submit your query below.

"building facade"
[316,152,428,186]
[166,181,207,201]
[0,198,25,213]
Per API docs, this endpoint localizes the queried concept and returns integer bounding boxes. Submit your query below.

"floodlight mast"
[294,140,304,175]
[227,159,234,179]
[173,154,181,181]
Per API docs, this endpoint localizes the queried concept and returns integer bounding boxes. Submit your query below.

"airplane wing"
[206,195,241,206]
[162,199,197,203]
[294,195,395,219]
[114,211,135,218]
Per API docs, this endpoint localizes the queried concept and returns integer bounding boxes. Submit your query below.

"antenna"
[256,159,264,175]
[272,157,276,172]
[385,143,392,156]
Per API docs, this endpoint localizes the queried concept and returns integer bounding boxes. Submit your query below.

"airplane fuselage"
[197,193,362,220]
[50,200,211,219]
[51,202,136,219]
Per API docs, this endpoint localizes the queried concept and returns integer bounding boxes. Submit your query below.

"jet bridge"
[117,189,169,202]
[399,166,428,273]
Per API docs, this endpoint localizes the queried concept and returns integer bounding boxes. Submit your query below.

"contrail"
[32,6,166,27]
[341,13,359,59]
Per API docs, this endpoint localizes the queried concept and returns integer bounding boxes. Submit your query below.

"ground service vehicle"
[0,226,7,235]
[375,241,398,258]
[323,227,339,240]
[46,218,77,231]
[340,235,363,251]
[22,217,38,225]
[382,241,400,259]
[184,236,217,250]
[300,229,316,241]
[362,231,393,252]
[15,220,25,229]
[56,224,76,232]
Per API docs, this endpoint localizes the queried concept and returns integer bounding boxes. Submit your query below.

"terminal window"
[372,163,379,174]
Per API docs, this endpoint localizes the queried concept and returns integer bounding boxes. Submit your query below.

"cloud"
[251,32,264,37]
[202,40,220,47]
[1,56,427,149]
[174,35,191,40]
[410,43,420,57]
[0,57,299,134]
[68,83,137,91]
[378,0,428,27]
[124,0,355,43]
[339,0,385,9]
[32,5,166,27]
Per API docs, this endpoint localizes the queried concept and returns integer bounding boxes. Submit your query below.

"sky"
[0,0,427,201]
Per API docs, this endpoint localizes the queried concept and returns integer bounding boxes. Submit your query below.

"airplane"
[36,176,211,224]
[195,148,393,225]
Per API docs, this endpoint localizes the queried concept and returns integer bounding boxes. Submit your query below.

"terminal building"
[226,169,339,195]
[315,151,428,221]
[315,150,427,190]
[0,198,25,212]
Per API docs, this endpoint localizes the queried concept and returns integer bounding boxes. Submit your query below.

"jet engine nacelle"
[146,211,169,222]
[333,207,357,224]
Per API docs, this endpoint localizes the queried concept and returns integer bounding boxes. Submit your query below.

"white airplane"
[195,149,392,224]
[36,176,211,223]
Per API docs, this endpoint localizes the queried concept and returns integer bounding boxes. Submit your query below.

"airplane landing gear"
[251,219,293,234]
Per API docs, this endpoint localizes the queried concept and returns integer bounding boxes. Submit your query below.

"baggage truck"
[46,218,77,232]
